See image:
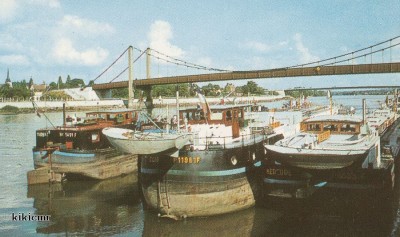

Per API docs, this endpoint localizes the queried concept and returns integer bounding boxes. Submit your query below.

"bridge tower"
[143,48,154,109]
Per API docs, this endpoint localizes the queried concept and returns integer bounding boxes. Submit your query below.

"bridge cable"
[320,42,400,66]
[291,35,400,68]
[91,46,130,83]
[150,48,231,72]
[132,46,231,72]
[109,49,148,83]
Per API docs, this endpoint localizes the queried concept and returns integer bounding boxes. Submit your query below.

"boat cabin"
[35,109,139,151]
[300,115,363,135]
[179,105,249,138]
[77,109,139,126]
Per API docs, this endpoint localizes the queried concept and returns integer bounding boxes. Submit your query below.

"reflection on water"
[142,207,286,237]
[27,174,143,236]
[26,179,400,236]
[259,189,397,237]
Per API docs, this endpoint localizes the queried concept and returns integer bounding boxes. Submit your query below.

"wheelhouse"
[179,105,249,138]
[300,115,362,135]
[35,109,139,151]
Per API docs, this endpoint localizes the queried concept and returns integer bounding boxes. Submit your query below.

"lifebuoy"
[230,156,238,166]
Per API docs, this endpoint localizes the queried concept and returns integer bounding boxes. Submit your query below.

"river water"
[1,95,399,236]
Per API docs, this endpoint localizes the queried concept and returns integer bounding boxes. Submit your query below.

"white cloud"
[0,54,30,65]
[50,15,114,66]
[0,0,60,24]
[59,15,115,37]
[148,20,184,59]
[0,0,18,23]
[243,41,271,52]
[53,38,108,66]
[293,33,319,63]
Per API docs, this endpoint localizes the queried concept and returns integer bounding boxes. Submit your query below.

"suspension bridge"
[91,36,400,108]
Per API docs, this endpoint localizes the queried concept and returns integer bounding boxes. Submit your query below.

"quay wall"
[0,95,287,111]
[151,95,287,106]
[0,100,125,110]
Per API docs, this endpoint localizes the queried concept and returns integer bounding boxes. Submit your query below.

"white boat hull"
[103,128,190,155]
[265,145,370,169]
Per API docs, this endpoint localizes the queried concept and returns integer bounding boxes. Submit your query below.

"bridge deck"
[92,62,400,90]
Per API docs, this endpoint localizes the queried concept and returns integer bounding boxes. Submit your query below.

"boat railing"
[192,132,267,150]
[317,130,331,143]
[300,129,331,143]
[270,121,281,129]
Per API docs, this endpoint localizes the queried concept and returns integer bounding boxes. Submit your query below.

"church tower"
[5,69,12,88]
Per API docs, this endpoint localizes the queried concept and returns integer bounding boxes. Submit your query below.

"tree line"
[0,75,85,98]
[1,75,274,99]
[112,80,269,99]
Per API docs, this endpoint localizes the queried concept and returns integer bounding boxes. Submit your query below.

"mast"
[128,46,134,108]
[327,90,332,115]
[394,89,398,113]
[63,102,66,127]
[176,84,180,132]
[362,98,366,125]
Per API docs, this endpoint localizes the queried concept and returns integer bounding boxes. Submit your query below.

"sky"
[0,0,399,90]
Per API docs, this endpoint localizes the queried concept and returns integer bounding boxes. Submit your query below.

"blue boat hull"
[139,140,268,219]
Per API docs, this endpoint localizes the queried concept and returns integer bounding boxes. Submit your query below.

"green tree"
[49,82,58,90]
[201,83,221,96]
[66,75,72,88]
[236,81,265,96]
[0,80,31,98]
[28,77,34,88]
[68,78,85,88]
[0,84,12,97]
[57,76,64,89]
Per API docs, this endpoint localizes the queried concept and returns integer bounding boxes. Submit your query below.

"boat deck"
[278,132,374,151]
[380,116,400,166]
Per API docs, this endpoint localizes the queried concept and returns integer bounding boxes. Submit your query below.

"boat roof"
[304,115,363,123]
[86,108,139,115]
[181,104,250,111]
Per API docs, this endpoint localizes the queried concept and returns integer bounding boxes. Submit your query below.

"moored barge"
[139,105,283,219]
[32,109,140,180]
[263,100,399,198]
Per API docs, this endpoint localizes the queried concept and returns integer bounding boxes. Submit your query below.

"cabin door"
[232,110,240,138]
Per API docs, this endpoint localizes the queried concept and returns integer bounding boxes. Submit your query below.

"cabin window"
[200,111,205,120]
[211,112,223,120]
[323,124,338,132]
[341,123,356,132]
[307,123,321,131]
[226,111,232,121]
[194,111,201,120]
[91,132,100,143]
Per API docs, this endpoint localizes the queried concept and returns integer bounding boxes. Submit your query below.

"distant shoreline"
[0,95,290,114]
